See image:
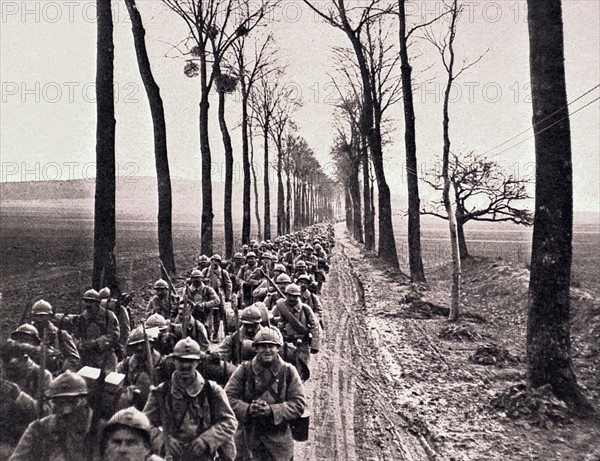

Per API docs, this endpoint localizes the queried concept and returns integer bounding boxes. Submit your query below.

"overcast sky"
[1,0,598,212]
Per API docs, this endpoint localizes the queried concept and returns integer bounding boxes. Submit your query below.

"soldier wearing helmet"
[10,371,100,461]
[74,288,120,372]
[1,325,53,420]
[297,274,323,321]
[197,254,211,271]
[99,287,131,362]
[225,326,305,461]
[201,254,233,342]
[252,263,287,303]
[145,313,178,357]
[172,299,210,355]
[30,299,80,374]
[117,326,164,410]
[282,244,300,275]
[264,273,292,310]
[143,337,237,461]
[271,284,321,381]
[183,269,220,334]
[147,279,174,320]
[292,260,314,283]
[214,305,262,365]
[101,407,165,461]
[236,252,262,307]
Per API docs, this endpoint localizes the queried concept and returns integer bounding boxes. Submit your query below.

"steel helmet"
[98,287,111,299]
[242,244,249,251]
[47,370,88,398]
[246,251,257,259]
[31,299,53,316]
[276,273,292,284]
[261,252,273,260]
[284,284,301,296]
[190,269,203,279]
[127,326,148,346]
[145,313,168,331]
[295,260,307,268]
[11,324,41,344]
[252,326,284,347]
[198,254,210,264]
[172,337,202,360]
[304,245,314,252]
[273,263,286,273]
[234,252,244,260]
[297,274,312,283]
[239,306,262,325]
[252,242,260,249]
[153,279,169,290]
[82,289,100,302]
[103,407,152,446]
[211,254,222,262]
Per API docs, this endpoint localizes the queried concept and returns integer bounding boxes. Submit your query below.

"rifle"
[259,268,286,299]
[160,260,178,317]
[233,301,241,364]
[181,286,190,339]
[142,324,155,384]
[36,327,47,419]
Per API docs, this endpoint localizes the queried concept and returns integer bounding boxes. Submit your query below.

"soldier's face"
[32,314,51,330]
[156,288,168,298]
[52,395,87,417]
[103,428,150,461]
[243,323,260,337]
[174,358,198,380]
[256,344,279,365]
[286,294,300,305]
[83,300,99,316]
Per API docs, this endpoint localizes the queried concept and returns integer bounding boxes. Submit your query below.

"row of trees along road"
[90,0,594,414]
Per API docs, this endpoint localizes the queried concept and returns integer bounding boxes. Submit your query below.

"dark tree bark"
[124,0,175,275]
[526,0,594,413]
[348,163,364,243]
[92,0,117,290]
[276,133,285,236]
[263,123,271,240]
[249,125,262,240]
[241,89,251,244]
[456,218,469,260]
[398,0,426,281]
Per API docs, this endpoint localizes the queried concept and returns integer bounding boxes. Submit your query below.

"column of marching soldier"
[1,223,335,461]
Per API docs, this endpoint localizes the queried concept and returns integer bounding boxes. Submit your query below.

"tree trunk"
[285,160,292,234]
[348,31,399,267]
[526,0,593,413]
[249,126,262,240]
[124,0,175,275]
[92,0,117,290]
[276,135,285,236]
[215,64,234,259]
[241,91,251,245]
[456,217,469,260]
[263,124,271,240]
[442,1,461,321]
[361,134,375,250]
[399,0,426,282]
[198,36,213,255]
[348,165,363,243]
[345,185,352,232]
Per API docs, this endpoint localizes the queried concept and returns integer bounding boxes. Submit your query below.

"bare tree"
[304,0,400,267]
[230,32,277,244]
[422,151,533,259]
[124,0,176,274]
[526,0,594,413]
[248,122,262,240]
[161,0,271,254]
[250,70,289,240]
[425,0,486,320]
[396,0,447,282]
[92,0,117,290]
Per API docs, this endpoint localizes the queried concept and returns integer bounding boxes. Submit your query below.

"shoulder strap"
[277,302,310,335]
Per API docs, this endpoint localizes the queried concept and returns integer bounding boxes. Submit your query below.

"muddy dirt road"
[295,225,429,461]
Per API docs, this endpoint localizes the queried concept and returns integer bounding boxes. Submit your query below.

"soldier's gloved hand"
[310,348,318,354]
[0,380,21,401]
[248,400,263,418]
[190,437,209,456]
[166,436,183,458]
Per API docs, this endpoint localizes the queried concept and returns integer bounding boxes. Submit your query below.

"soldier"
[197,254,211,271]
[252,263,286,302]
[75,289,120,372]
[214,305,262,365]
[143,337,237,461]
[117,326,164,410]
[271,284,321,382]
[30,299,80,374]
[296,274,323,321]
[184,270,220,333]
[172,301,211,354]
[2,325,53,413]
[146,279,173,320]
[100,287,131,361]
[201,254,233,342]
[264,274,291,310]
[10,371,100,461]
[292,260,313,284]
[225,327,306,461]
[101,407,165,461]
[236,252,261,308]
